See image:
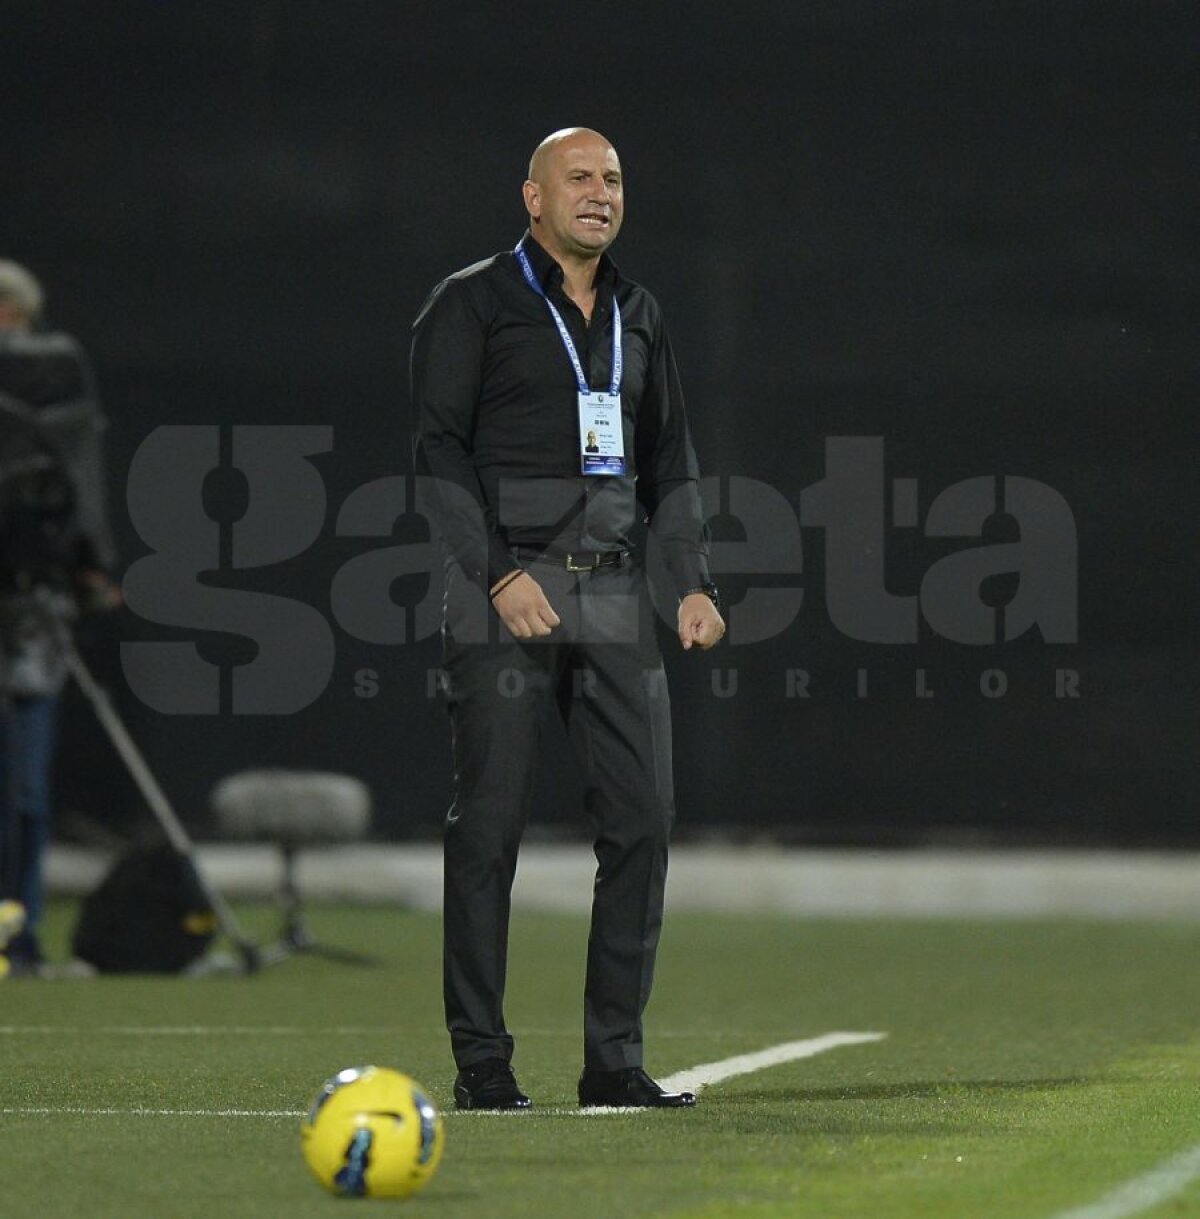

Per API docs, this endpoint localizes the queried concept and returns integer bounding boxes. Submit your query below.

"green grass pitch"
[4,903,1200,1218]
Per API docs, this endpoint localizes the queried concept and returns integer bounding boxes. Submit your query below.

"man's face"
[525,135,624,262]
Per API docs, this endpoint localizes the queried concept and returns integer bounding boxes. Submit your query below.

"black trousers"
[440,556,674,1072]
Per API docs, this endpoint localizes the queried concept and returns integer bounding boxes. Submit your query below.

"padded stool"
[211,769,373,966]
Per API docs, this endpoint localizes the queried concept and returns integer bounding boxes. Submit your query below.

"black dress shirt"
[411,232,710,596]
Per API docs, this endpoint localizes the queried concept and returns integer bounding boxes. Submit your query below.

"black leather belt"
[513,546,629,572]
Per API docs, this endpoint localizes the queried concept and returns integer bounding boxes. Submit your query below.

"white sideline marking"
[0,1025,687,1038]
[659,1030,887,1096]
[0,1030,886,1121]
[0,1025,409,1036]
[1049,1142,1200,1219]
[2,1107,305,1119]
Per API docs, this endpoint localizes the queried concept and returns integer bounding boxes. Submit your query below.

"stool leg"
[279,841,309,948]
[267,841,376,967]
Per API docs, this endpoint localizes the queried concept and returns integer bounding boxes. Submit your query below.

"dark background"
[3,0,1195,846]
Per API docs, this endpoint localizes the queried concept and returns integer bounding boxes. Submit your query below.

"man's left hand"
[677,593,725,651]
[76,569,123,613]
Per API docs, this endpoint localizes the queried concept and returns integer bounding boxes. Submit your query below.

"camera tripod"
[0,593,266,973]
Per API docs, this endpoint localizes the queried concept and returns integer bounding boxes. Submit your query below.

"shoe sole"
[454,1101,534,1111]
[454,1090,533,1112]
[578,1095,697,1108]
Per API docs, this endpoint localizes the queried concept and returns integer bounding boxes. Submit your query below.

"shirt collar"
[516,230,618,292]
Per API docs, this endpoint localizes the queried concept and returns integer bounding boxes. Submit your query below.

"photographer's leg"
[0,703,13,900]
[6,695,59,964]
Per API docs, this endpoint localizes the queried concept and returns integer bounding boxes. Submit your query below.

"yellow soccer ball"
[300,1066,445,1199]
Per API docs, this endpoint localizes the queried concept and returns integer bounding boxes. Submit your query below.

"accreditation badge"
[578,390,626,475]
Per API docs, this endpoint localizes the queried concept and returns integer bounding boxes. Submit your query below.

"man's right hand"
[490,572,561,639]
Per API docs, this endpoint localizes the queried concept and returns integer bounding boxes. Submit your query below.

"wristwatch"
[683,583,721,613]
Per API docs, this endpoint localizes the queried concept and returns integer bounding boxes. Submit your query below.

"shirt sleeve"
[410,276,522,592]
[66,341,117,574]
[635,309,712,597]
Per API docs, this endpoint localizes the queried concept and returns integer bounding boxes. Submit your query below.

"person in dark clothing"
[0,259,118,974]
[411,128,724,1110]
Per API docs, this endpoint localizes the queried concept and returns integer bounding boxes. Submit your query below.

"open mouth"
[576,214,610,228]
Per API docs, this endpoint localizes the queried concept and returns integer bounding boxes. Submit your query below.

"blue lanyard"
[514,239,622,396]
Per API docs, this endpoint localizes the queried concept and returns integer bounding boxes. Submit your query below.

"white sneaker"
[0,900,26,952]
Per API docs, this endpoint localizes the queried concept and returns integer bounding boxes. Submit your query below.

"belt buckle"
[565,552,596,572]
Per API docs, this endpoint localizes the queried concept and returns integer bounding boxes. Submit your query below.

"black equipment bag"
[72,842,218,973]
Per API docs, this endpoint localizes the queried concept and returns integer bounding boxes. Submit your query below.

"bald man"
[412,128,723,1110]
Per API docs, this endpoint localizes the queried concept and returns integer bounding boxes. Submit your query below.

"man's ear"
[522,180,541,220]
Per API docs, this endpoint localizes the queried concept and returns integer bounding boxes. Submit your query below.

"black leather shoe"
[453,1059,532,1111]
[578,1066,696,1108]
